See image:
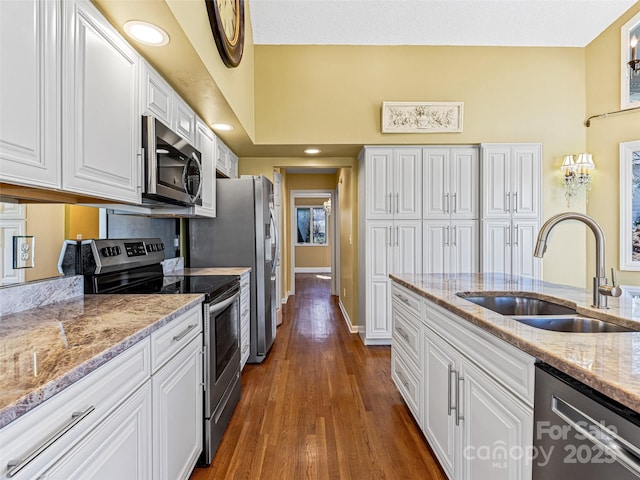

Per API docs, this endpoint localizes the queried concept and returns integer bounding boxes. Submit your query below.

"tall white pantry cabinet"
[359,143,541,345]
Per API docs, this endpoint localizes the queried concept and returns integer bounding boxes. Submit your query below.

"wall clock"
[205,0,244,68]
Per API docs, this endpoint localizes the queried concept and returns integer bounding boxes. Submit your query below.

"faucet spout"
[534,212,612,308]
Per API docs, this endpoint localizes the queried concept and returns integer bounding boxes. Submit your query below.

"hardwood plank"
[190,273,447,480]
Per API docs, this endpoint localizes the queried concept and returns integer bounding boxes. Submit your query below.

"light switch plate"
[13,236,35,269]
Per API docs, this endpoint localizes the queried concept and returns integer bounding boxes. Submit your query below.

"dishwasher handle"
[552,395,640,475]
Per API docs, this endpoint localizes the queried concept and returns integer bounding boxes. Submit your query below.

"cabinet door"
[393,148,422,219]
[450,220,479,275]
[481,145,511,219]
[422,147,451,219]
[481,220,511,275]
[423,328,458,480]
[364,148,394,219]
[459,359,533,480]
[173,95,196,144]
[511,221,541,279]
[216,139,230,177]
[152,336,203,480]
[392,221,422,277]
[511,144,541,218]
[228,151,239,178]
[41,383,152,480]
[141,62,172,125]
[0,0,60,189]
[451,147,479,219]
[365,221,393,339]
[423,220,449,274]
[62,0,141,203]
[194,118,216,218]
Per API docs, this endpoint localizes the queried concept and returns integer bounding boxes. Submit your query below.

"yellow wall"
[25,204,65,281]
[253,44,590,287]
[65,205,100,241]
[586,1,640,288]
[337,167,357,325]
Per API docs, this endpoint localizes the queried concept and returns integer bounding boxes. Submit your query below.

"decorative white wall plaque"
[381,102,464,133]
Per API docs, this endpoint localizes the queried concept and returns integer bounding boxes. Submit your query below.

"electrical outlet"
[343,287,347,298]
[13,236,35,269]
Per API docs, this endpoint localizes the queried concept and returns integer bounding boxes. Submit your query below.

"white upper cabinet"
[0,0,61,189]
[173,96,196,145]
[423,146,479,220]
[194,117,216,218]
[141,62,173,126]
[216,138,238,178]
[364,147,422,220]
[62,0,141,204]
[481,144,541,219]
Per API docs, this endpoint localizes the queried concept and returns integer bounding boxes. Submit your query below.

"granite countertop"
[178,267,251,276]
[390,273,640,412]
[0,294,204,428]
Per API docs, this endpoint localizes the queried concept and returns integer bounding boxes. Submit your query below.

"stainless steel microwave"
[141,115,203,207]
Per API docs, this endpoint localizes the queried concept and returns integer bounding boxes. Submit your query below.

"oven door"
[204,288,240,417]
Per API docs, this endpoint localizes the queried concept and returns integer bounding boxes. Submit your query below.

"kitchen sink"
[458,294,577,316]
[510,315,637,333]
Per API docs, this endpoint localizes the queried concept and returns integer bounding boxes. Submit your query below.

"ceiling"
[250,0,637,48]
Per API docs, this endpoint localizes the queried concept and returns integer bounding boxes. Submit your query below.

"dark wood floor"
[190,274,447,480]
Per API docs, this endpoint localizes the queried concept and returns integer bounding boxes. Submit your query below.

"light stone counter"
[0,293,204,428]
[390,272,640,413]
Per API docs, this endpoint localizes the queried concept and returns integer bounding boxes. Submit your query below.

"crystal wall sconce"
[561,153,595,207]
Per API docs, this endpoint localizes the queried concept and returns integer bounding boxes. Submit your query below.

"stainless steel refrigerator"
[189,175,278,363]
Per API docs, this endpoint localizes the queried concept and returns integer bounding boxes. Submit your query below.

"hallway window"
[296,207,327,245]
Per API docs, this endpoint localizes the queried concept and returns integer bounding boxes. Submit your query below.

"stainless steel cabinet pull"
[452,225,457,247]
[513,192,518,213]
[388,193,392,214]
[395,293,410,305]
[452,193,457,213]
[396,370,409,388]
[396,193,399,214]
[445,193,450,214]
[506,192,511,213]
[173,323,198,342]
[506,224,511,247]
[552,395,640,475]
[445,225,450,247]
[447,364,455,416]
[394,326,409,340]
[513,225,519,246]
[388,226,392,247]
[395,225,399,246]
[455,372,464,426]
[6,406,95,478]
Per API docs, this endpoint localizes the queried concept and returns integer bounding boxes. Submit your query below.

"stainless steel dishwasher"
[533,363,640,478]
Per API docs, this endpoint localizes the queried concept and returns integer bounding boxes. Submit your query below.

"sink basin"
[510,315,636,333]
[459,294,577,316]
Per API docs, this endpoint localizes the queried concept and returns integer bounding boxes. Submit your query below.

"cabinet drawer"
[392,304,421,369]
[150,306,202,373]
[0,339,150,479]
[424,300,535,406]
[391,283,421,318]
[391,349,421,421]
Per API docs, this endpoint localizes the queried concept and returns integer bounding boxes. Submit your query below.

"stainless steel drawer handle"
[394,326,409,341]
[395,293,411,305]
[447,364,455,416]
[173,323,198,342]
[6,406,95,478]
[552,395,640,475]
[456,372,465,426]
[396,370,409,388]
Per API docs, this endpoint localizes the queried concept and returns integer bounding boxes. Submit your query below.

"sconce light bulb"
[632,35,638,48]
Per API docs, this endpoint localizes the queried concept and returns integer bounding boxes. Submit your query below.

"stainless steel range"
[58,238,241,465]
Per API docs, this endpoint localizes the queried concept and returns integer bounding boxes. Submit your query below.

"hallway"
[190,274,447,480]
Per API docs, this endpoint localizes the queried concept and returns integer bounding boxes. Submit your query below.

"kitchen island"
[390,272,640,412]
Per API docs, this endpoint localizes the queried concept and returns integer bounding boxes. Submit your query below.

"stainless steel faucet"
[534,212,622,309]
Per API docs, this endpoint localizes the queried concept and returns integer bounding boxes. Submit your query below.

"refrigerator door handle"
[270,209,278,275]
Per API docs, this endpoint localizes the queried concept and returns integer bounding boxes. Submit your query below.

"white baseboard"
[282,291,291,305]
[362,337,392,346]
[294,267,331,273]
[338,299,358,333]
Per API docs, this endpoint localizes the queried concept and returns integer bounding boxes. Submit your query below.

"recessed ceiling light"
[304,148,321,155]
[211,123,234,131]
[123,21,169,46]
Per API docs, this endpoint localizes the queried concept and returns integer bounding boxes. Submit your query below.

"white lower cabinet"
[152,334,203,480]
[42,382,152,479]
[390,281,535,480]
[481,219,540,278]
[240,270,251,369]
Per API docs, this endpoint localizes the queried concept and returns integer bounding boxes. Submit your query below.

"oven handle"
[209,291,240,315]
[552,395,640,475]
